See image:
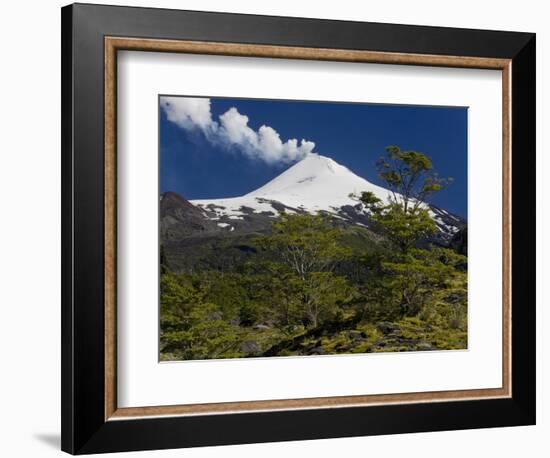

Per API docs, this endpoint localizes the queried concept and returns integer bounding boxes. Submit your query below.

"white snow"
[190,153,461,237]
[191,153,393,218]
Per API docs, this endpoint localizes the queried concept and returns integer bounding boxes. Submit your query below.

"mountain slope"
[189,153,465,240]
[160,191,221,240]
[192,154,391,218]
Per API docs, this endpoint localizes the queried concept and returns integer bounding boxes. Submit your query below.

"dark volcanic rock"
[336,204,372,227]
[377,321,399,335]
[449,227,468,255]
[427,204,467,245]
[349,330,366,341]
[160,192,220,241]
[308,346,325,355]
[239,341,261,356]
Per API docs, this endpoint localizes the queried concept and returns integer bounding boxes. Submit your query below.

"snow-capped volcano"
[161,154,466,273]
[192,154,392,218]
[188,153,465,240]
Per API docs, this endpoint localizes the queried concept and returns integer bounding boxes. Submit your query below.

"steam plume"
[160,96,315,164]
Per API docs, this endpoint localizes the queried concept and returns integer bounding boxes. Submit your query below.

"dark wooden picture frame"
[61,3,536,454]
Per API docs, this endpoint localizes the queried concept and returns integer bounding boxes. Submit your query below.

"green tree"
[376,145,451,212]
[160,272,240,360]
[302,272,353,326]
[262,213,353,328]
[366,201,437,254]
[265,213,350,279]
[162,301,240,360]
[381,248,465,317]
[200,271,248,322]
[355,146,450,254]
[354,146,462,320]
[261,263,303,327]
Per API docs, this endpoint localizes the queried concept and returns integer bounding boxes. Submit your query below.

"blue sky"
[160,96,468,218]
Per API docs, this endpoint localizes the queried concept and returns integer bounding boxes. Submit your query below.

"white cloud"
[160,97,214,132]
[160,96,315,164]
[218,107,258,151]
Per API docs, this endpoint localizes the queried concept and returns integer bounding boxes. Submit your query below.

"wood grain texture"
[106,37,510,69]
[104,38,117,420]
[109,386,510,419]
[104,37,512,420]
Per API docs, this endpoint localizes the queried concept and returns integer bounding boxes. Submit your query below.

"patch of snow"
[191,154,395,219]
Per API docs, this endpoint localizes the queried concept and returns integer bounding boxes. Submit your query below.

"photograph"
[159,96,469,361]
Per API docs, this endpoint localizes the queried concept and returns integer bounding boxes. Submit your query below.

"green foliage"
[356,191,382,212]
[160,271,202,322]
[159,145,467,361]
[261,265,303,327]
[162,302,241,360]
[299,271,354,327]
[370,203,437,254]
[263,213,351,279]
[356,147,445,255]
[197,271,247,321]
[261,213,354,327]
[380,248,467,318]
[160,272,241,360]
[376,145,452,212]
[350,146,466,324]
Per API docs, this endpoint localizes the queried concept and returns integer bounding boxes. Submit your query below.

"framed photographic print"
[61,3,536,454]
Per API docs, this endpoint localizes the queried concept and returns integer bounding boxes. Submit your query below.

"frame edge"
[61,3,75,454]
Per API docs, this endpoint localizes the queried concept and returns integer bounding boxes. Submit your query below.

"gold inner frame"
[104,37,512,421]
